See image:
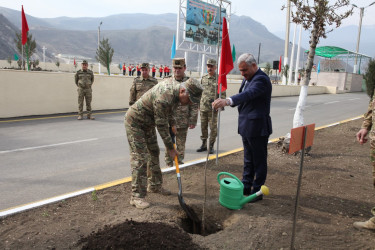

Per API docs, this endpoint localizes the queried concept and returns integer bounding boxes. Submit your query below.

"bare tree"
[284,0,353,128]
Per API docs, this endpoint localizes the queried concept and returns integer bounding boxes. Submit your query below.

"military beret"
[184,79,203,104]
[172,58,185,68]
[141,62,149,68]
[82,60,88,64]
[207,58,216,65]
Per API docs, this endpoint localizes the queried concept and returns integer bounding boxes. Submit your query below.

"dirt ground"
[1,119,375,249]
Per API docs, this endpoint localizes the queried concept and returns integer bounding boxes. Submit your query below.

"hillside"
[0,6,292,67]
[0,14,18,59]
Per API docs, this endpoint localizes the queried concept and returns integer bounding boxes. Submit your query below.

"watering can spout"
[240,185,269,206]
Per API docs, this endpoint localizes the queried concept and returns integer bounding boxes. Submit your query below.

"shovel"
[170,128,200,227]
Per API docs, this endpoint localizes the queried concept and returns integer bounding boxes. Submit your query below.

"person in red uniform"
[122,63,126,75]
[159,65,163,78]
[128,65,132,76]
[136,64,140,77]
[163,66,168,77]
[152,65,156,78]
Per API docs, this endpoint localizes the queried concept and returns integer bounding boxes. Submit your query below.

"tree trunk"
[292,22,319,128]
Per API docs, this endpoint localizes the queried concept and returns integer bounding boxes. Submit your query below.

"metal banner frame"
[176,0,231,56]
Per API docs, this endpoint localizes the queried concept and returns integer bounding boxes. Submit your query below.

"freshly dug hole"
[178,205,224,236]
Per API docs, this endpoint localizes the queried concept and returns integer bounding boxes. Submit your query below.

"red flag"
[278,56,282,73]
[21,5,29,45]
[74,58,76,66]
[218,17,233,94]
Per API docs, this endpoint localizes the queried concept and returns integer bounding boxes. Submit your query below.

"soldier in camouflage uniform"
[129,62,158,106]
[125,70,203,209]
[75,60,95,120]
[197,59,226,154]
[165,58,199,167]
[354,99,375,230]
[129,62,158,191]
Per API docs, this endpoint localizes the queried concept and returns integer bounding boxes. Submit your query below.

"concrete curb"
[0,115,363,218]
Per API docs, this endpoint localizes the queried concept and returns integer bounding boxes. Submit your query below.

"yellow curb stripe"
[95,177,132,191]
[0,187,94,217]
[315,115,362,130]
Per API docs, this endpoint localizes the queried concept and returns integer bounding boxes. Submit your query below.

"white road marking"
[324,101,340,105]
[0,138,99,154]
[349,98,360,101]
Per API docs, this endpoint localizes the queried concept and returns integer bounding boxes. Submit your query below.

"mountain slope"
[0,6,295,66]
[0,14,18,59]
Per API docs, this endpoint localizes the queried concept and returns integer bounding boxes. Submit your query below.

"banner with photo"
[185,0,227,45]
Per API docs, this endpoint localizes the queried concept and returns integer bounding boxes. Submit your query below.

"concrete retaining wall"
[0,69,341,118]
[310,72,363,92]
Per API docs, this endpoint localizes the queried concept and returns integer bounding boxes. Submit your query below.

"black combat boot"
[209,143,214,154]
[196,139,207,152]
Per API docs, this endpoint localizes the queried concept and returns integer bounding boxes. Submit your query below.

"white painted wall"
[0,69,337,118]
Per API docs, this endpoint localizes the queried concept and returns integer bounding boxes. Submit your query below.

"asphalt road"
[0,92,369,210]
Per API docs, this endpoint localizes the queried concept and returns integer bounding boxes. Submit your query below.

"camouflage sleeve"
[361,99,373,130]
[168,111,176,128]
[188,103,199,126]
[74,72,78,86]
[91,71,94,84]
[129,80,137,106]
[154,100,174,150]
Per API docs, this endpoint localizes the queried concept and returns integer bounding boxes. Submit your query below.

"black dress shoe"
[243,188,251,196]
[249,195,263,203]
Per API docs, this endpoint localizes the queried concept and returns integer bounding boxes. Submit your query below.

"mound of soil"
[1,119,375,249]
[79,219,202,250]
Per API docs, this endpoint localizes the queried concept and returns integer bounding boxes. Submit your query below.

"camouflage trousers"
[369,137,375,188]
[369,137,375,223]
[125,115,162,198]
[200,110,218,144]
[77,88,92,115]
[165,127,188,166]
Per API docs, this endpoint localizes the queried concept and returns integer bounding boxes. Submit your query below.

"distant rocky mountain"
[0,11,55,63]
[0,14,18,59]
[0,6,295,68]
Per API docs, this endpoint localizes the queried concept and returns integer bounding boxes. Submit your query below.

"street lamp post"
[98,21,102,74]
[352,2,375,74]
[42,46,46,70]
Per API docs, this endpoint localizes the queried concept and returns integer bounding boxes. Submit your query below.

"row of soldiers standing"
[122,63,170,78]
[125,57,225,209]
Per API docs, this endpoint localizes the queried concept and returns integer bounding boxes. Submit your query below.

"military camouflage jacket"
[172,75,199,128]
[75,69,94,89]
[126,78,181,150]
[200,73,226,112]
[362,98,374,132]
[129,76,158,105]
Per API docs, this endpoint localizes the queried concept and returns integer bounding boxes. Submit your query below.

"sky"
[1,0,375,34]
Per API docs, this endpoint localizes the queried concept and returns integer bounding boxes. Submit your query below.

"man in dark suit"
[213,53,272,201]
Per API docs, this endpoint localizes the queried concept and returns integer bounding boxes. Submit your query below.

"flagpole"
[215,1,223,165]
[22,45,24,70]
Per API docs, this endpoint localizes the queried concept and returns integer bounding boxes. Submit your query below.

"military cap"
[207,58,216,65]
[141,62,149,68]
[82,60,88,64]
[172,58,186,68]
[184,79,203,104]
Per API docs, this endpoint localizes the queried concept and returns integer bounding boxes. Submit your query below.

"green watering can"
[217,172,270,210]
